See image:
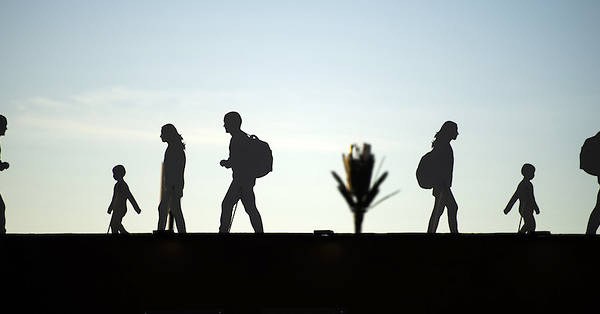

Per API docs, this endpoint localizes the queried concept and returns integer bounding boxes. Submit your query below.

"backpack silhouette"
[247,134,273,178]
[416,150,436,189]
[580,132,600,176]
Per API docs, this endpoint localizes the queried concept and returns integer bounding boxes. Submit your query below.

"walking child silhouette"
[107,165,141,234]
[504,163,540,234]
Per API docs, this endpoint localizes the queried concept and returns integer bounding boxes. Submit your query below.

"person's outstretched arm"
[219,159,231,168]
[108,191,116,214]
[125,183,142,214]
[504,189,518,214]
[220,139,232,168]
[531,185,540,215]
[0,142,8,171]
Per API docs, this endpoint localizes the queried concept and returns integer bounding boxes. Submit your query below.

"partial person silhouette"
[581,131,600,234]
[503,164,540,234]
[0,115,9,234]
[107,165,141,234]
[219,111,265,233]
[427,121,459,233]
[587,178,600,235]
[157,124,187,233]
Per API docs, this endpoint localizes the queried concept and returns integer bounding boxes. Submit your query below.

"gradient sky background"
[1,0,599,234]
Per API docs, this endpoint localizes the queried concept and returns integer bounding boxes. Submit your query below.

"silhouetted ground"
[1,233,598,314]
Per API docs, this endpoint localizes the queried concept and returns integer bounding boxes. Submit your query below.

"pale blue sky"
[1,0,599,233]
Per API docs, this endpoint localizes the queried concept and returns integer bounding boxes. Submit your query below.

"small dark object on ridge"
[332,143,398,234]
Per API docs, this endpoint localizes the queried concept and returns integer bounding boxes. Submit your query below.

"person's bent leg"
[0,193,5,234]
[522,211,535,234]
[117,213,128,234]
[518,215,527,234]
[586,188,600,235]
[118,223,128,234]
[113,213,127,234]
[427,192,445,233]
[219,182,239,233]
[446,189,459,234]
[109,214,118,234]
[240,186,263,233]
[157,196,170,231]
[170,197,186,233]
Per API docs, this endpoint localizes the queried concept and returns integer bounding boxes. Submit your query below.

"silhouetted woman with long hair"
[158,124,187,233]
[428,121,459,233]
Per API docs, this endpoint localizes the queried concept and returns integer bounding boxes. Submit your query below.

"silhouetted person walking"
[427,121,459,233]
[0,115,8,234]
[587,178,600,235]
[504,164,540,234]
[219,112,264,233]
[581,131,600,234]
[157,124,187,233]
[107,165,141,234]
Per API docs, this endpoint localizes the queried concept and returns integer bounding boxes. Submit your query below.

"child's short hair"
[521,163,535,177]
[0,114,6,125]
[112,165,126,178]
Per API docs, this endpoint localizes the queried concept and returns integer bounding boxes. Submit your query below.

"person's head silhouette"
[438,121,458,140]
[432,121,458,147]
[521,163,535,180]
[112,165,126,181]
[160,124,185,149]
[223,111,242,134]
[0,115,6,136]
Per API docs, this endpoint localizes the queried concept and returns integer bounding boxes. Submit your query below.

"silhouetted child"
[0,114,8,234]
[504,164,540,234]
[107,165,141,234]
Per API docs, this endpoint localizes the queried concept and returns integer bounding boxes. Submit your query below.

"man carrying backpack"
[581,131,600,234]
[219,111,265,233]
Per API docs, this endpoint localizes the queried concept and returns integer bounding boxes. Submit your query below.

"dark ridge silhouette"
[157,124,187,233]
[0,114,8,234]
[417,121,459,233]
[107,165,141,234]
[219,111,271,233]
[503,163,540,234]
[581,131,600,234]
[1,233,599,314]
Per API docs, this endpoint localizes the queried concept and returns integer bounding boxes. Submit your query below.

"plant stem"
[354,208,365,234]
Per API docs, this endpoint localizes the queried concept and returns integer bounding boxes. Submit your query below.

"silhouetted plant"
[332,143,398,233]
